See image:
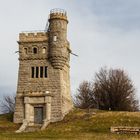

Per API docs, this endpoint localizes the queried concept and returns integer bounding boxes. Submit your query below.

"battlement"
[49,9,68,22]
[19,31,48,42]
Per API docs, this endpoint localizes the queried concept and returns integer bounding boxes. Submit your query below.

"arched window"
[24,48,27,54]
[33,47,37,54]
[42,47,46,54]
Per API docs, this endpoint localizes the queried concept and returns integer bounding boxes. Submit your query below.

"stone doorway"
[34,107,43,124]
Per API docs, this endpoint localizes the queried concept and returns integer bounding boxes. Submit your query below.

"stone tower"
[14,9,73,131]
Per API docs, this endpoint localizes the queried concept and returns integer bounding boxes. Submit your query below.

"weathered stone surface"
[111,126,140,134]
[14,9,73,130]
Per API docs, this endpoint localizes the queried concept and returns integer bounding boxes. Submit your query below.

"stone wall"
[14,58,65,123]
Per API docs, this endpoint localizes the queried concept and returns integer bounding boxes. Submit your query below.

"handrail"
[50,8,67,16]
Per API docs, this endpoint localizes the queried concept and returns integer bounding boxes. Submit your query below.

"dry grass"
[0,109,140,139]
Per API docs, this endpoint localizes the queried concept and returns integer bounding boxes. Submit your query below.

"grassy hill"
[1,109,140,140]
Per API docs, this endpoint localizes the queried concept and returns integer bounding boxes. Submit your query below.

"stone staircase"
[24,125,42,132]
[15,120,50,133]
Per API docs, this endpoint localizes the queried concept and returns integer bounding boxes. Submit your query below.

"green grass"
[1,109,140,139]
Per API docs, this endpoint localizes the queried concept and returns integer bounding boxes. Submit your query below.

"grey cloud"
[89,0,140,30]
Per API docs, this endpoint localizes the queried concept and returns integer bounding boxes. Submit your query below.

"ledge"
[23,92,53,97]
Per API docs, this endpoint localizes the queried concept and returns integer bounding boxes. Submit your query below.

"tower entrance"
[34,107,43,124]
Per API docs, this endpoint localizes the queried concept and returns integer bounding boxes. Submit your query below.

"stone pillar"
[41,95,52,130]
[45,96,51,121]
[25,103,30,121]
[24,97,30,122]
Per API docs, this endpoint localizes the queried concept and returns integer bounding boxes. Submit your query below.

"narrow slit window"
[45,66,47,78]
[42,47,46,54]
[53,35,57,41]
[36,67,39,78]
[31,67,34,78]
[40,66,43,78]
[24,48,27,54]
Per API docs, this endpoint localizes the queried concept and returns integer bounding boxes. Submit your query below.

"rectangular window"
[45,66,47,78]
[36,67,39,78]
[31,66,47,78]
[31,67,34,78]
[40,66,43,78]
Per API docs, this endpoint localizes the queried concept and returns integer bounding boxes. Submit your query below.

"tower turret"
[48,9,70,69]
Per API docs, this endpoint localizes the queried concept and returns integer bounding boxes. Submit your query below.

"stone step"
[24,125,42,132]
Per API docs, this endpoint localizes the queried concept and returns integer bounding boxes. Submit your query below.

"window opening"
[53,35,57,41]
[31,67,34,78]
[40,66,43,78]
[45,66,47,78]
[42,47,46,54]
[24,48,28,54]
[36,67,39,78]
[31,66,48,78]
[33,47,37,54]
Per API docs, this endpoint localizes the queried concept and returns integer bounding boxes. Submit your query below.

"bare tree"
[74,81,96,109]
[0,94,15,114]
[74,67,139,111]
[93,67,139,111]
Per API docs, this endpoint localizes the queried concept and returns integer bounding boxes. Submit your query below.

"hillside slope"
[1,109,140,140]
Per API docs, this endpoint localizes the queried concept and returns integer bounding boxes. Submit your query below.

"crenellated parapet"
[49,9,68,23]
[19,32,48,43]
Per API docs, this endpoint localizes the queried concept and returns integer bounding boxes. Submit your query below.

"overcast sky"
[0,0,140,100]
